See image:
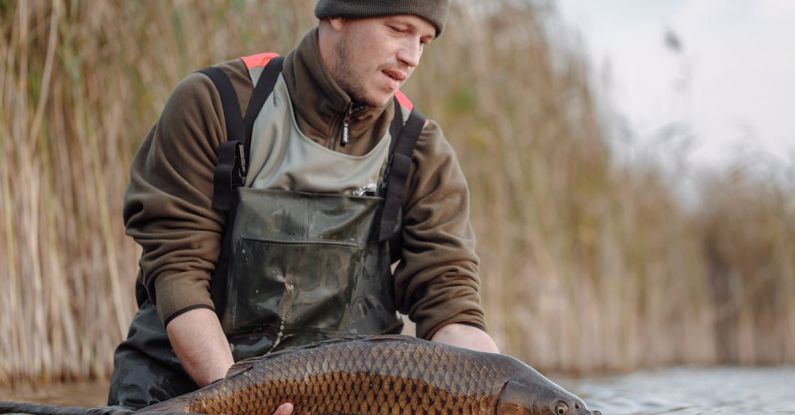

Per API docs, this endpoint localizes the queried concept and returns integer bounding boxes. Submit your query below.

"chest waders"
[108,54,426,409]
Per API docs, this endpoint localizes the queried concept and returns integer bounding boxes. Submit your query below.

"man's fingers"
[273,402,294,415]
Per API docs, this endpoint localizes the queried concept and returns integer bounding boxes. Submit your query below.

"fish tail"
[0,401,97,415]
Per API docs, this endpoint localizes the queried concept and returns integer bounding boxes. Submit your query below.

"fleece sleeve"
[123,66,247,325]
[392,120,487,340]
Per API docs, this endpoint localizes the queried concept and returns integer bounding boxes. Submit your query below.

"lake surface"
[1,367,793,414]
[561,367,795,414]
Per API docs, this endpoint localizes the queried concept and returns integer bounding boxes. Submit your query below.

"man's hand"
[166,307,235,386]
[273,403,295,415]
[168,310,303,414]
[431,323,500,353]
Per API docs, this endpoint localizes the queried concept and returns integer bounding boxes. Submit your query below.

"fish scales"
[140,335,599,415]
[185,339,503,414]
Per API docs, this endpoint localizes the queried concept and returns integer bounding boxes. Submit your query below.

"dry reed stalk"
[414,1,728,371]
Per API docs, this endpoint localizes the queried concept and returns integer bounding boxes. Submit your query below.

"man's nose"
[397,40,422,68]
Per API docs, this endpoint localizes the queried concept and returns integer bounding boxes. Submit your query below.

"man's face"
[328,15,436,107]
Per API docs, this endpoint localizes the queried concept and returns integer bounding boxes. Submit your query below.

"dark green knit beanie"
[315,0,451,36]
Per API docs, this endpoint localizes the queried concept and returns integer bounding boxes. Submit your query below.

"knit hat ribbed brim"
[314,0,450,36]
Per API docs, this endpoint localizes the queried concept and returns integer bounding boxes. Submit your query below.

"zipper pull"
[341,119,350,147]
[341,106,352,147]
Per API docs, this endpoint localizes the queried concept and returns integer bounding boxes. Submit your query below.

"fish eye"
[555,402,568,415]
[574,402,581,410]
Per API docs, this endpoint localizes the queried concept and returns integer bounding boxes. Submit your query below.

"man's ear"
[328,17,345,32]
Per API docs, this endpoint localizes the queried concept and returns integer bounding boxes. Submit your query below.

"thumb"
[273,402,294,415]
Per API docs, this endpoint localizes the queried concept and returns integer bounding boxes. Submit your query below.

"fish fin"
[135,398,190,414]
[227,358,257,377]
[0,401,95,415]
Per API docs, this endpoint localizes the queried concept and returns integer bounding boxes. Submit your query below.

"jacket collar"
[282,28,393,148]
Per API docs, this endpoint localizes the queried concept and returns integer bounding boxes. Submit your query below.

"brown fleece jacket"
[123,29,485,340]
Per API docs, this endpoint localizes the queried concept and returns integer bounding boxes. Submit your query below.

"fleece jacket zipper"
[341,107,351,147]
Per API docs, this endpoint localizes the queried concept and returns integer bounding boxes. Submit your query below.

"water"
[0,380,108,406]
[2,367,794,414]
[562,367,795,414]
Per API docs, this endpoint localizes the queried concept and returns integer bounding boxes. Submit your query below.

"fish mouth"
[571,398,602,414]
[573,400,601,415]
[555,398,601,415]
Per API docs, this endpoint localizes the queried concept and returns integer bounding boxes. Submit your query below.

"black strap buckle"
[212,140,246,211]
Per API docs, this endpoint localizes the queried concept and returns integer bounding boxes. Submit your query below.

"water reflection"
[0,381,107,406]
[562,367,795,414]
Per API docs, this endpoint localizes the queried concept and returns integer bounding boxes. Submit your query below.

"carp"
[141,335,600,415]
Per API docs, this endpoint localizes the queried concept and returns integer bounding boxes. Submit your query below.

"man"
[108,1,498,413]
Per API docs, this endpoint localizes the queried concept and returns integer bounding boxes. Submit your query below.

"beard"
[332,35,378,107]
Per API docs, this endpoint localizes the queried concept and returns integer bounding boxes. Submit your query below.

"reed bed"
[1,0,793,384]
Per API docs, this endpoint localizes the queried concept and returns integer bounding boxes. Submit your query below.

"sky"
[554,0,795,170]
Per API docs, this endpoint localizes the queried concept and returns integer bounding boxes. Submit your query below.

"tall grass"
[1,0,793,384]
[410,3,720,371]
[697,164,795,364]
[0,0,318,384]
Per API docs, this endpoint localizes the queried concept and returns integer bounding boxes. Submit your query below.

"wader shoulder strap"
[379,101,426,245]
[198,57,284,212]
[199,67,246,212]
[202,57,282,315]
[243,57,284,170]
